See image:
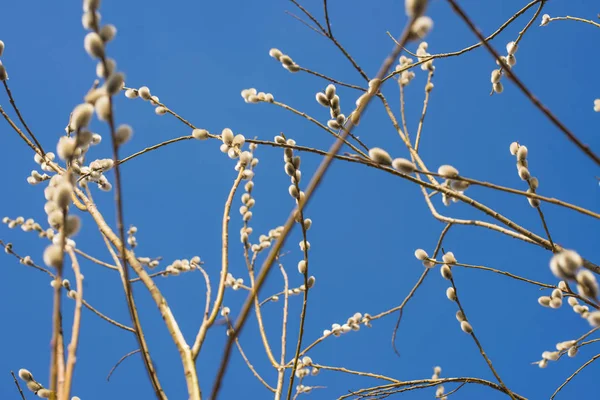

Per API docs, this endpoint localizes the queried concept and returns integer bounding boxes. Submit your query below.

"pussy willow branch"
[383,0,543,82]
[286,163,311,399]
[117,134,599,220]
[191,169,245,361]
[106,349,141,381]
[104,129,600,275]
[551,353,600,399]
[289,0,369,81]
[390,223,453,355]
[446,261,598,309]
[272,100,368,158]
[50,186,70,400]
[491,0,544,95]
[88,11,160,397]
[61,249,83,400]
[210,15,419,400]
[446,0,600,166]
[275,263,291,400]
[336,377,526,400]
[450,276,516,400]
[3,81,46,156]
[1,239,55,277]
[547,15,600,29]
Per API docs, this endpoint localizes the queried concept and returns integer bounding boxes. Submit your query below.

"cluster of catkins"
[405,0,434,40]
[165,256,201,276]
[490,41,518,94]
[535,338,580,369]
[539,280,596,324]
[367,147,417,175]
[218,128,247,161]
[17,369,52,399]
[322,312,372,337]
[437,164,469,206]
[41,174,81,268]
[416,249,457,280]
[416,41,435,73]
[294,356,319,379]
[269,48,300,72]
[549,250,598,299]
[396,55,416,86]
[239,180,258,246]
[52,278,78,300]
[542,250,600,326]
[124,85,166,115]
[241,88,274,103]
[47,0,134,196]
[315,85,346,130]
[224,272,245,290]
[431,366,448,400]
[448,289,473,334]
[127,225,137,248]
[509,142,541,207]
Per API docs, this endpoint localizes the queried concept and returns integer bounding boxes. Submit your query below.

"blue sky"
[1,0,599,399]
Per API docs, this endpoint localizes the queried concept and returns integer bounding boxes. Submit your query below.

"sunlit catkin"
[368,148,392,166]
[460,320,473,334]
[392,158,416,174]
[84,32,104,59]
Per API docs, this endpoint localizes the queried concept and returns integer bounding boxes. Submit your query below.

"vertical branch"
[61,250,83,400]
[192,169,245,359]
[286,167,312,399]
[275,264,291,400]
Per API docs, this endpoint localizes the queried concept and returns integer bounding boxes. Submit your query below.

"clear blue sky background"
[1,1,599,399]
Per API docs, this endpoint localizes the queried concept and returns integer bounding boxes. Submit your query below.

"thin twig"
[551,353,600,399]
[106,349,141,381]
[82,300,136,332]
[390,223,453,355]
[547,15,600,29]
[11,371,26,400]
[61,250,83,400]
[450,277,516,400]
[3,81,46,156]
